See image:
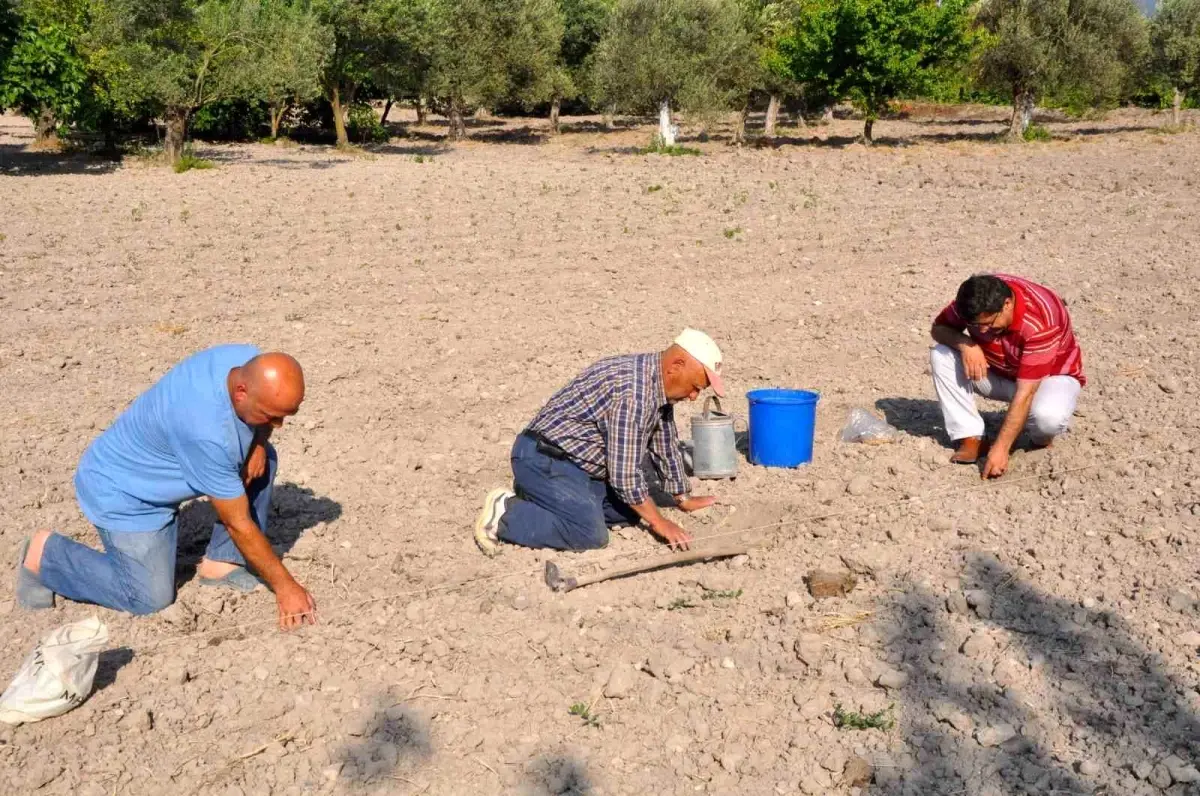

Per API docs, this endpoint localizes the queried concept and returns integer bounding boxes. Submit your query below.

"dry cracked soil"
[1,104,1199,796]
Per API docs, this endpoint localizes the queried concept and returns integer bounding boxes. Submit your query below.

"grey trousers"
[930,344,1080,444]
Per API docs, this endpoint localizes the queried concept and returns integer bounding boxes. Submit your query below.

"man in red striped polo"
[930,274,1085,479]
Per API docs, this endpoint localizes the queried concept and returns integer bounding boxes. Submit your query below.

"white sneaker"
[474,488,514,556]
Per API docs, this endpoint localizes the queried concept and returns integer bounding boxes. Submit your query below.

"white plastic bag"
[839,408,901,445]
[0,616,109,725]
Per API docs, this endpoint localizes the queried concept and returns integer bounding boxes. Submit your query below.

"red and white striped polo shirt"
[934,274,1086,385]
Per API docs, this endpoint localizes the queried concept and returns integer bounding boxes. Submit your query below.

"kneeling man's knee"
[1028,406,1071,441]
[126,577,176,615]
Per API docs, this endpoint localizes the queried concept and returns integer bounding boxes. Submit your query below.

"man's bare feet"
[196,557,240,580]
[23,529,51,575]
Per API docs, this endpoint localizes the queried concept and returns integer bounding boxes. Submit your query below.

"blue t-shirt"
[75,344,260,532]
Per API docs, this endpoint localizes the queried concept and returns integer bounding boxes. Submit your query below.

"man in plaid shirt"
[474,329,726,554]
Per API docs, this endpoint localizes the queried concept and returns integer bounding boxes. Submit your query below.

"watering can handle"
[702,395,723,419]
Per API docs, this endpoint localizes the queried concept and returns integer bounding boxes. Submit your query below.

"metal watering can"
[687,396,738,480]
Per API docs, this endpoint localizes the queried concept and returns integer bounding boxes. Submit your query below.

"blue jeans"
[38,447,277,615]
[498,434,640,551]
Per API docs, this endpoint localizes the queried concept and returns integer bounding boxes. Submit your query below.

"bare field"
[1,106,1199,796]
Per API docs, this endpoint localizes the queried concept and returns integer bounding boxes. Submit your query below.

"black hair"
[955,275,1012,320]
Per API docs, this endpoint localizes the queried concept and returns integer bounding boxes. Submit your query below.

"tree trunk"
[732,101,749,145]
[821,106,833,124]
[448,97,466,141]
[32,107,59,149]
[269,101,287,140]
[657,99,676,147]
[416,96,428,125]
[164,106,189,166]
[549,95,561,135]
[603,104,615,130]
[1173,86,1184,127]
[863,117,874,145]
[330,84,349,148]
[381,98,393,125]
[1009,90,1034,140]
[764,94,780,137]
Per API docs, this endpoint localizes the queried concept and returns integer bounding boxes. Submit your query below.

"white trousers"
[929,344,1080,444]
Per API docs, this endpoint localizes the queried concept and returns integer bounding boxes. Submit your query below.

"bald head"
[229,352,305,429]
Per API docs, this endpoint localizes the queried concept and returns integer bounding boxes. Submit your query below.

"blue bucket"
[747,389,820,468]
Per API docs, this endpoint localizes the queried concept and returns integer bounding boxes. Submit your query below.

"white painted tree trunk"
[1173,86,1184,127]
[658,99,677,147]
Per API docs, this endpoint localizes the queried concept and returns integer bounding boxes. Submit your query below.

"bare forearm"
[931,324,973,350]
[997,383,1039,449]
[225,518,295,592]
[629,498,666,531]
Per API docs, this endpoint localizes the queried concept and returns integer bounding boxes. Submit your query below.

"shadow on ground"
[875,554,1200,794]
[520,753,594,795]
[0,143,121,176]
[336,695,433,785]
[92,647,134,694]
[175,483,341,587]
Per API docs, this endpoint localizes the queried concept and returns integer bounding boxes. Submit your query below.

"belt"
[523,429,570,461]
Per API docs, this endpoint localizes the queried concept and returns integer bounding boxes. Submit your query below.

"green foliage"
[0,0,90,128]
[666,596,696,609]
[701,588,743,599]
[420,0,564,132]
[1151,0,1200,101]
[975,0,1149,130]
[568,702,601,726]
[173,146,214,171]
[347,102,388,141]
[190,98,269,139]
[833,702,896,731]
[783,0,977,141]
[250,0,331,135]
[592,0,757,115]
[1022,121,1050,140]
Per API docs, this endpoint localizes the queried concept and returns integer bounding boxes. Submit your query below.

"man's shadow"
[875,397,1009,450]
[173,482,341,587]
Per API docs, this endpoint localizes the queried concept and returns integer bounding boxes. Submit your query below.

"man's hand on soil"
[651,519,693,551]
[981,447,1009,480]
[676,495,716,513]
[276,580,317,630]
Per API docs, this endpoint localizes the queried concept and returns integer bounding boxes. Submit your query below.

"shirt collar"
[649,352,669,409]
[1006,279,1027,332]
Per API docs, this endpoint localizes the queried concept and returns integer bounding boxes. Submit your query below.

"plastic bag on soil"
[0,616,109,725]
[839,408,901,445]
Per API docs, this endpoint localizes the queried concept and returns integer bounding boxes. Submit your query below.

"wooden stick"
[564,543,748,592]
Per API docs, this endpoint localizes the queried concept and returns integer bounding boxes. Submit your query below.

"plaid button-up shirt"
[527,353,690,506]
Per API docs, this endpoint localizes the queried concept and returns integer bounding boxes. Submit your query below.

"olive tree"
[975,0,1148,140]
[250,0,331,140]
[591,0,755,147]
[421,0,562,141]
[1151,0,1200,125]
[546,0,611,133]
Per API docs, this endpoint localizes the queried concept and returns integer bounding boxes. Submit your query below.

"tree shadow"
[520,754,594,796]
[335,695,433,785]
[92,647,134,694]
[879,554,1200,794]
[174,482,341,587]
[0,144,122,176]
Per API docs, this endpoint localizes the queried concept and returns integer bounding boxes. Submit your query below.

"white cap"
[674,328,725,397]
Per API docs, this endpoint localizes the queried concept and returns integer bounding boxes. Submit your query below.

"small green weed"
[569,702,601,727]
[833,703,896,731]
[174,149,214,173]
[641,134,701,156]
[646,184,663,193]
[667,597,696,611]
[1022,124,1052,142]
[411,154,430,163]
[802,189,818,209]
[1151,122,1195,135]
[131,201,147,221]
[701,589,743,601]
[723,227,743,239]
[0,233,7,243]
